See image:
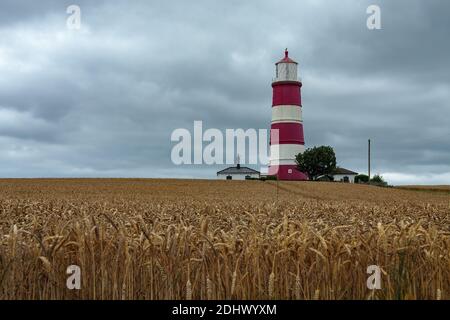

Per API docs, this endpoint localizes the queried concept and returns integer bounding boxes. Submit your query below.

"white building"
[217,165,260,180]
[332,167,359,183]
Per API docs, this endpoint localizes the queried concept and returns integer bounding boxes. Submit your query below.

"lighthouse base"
[268,165,309,181]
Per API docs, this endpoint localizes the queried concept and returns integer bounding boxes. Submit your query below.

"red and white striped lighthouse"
[269,49,308,180]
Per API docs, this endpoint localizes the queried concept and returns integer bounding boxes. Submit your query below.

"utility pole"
[368,139,371,180]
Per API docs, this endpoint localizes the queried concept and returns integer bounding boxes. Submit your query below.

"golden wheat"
[0,179,449,300]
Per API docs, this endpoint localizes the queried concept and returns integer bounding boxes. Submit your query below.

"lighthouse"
[268,49,308,180]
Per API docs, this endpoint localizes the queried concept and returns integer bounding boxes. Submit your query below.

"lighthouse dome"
[274,49,299,83]
[276,49,298,65]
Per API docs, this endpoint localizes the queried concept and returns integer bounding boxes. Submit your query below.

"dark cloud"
[0,0,449,184]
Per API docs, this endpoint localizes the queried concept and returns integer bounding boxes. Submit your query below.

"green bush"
[260,176,278,181]
[355,174,369,184]
[370,174,388,187]
[370,174,385,183]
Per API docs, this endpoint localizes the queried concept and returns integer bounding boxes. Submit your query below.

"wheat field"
[0,179,449,300]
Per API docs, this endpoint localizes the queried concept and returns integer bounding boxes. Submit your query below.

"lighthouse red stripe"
[272,83,301,106]
[268,165,308,181]
[271,122,304,145]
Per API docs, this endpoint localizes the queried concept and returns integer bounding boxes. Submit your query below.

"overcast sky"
[0,0,449,185]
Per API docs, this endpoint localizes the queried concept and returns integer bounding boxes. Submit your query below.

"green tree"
[295,146,337,181]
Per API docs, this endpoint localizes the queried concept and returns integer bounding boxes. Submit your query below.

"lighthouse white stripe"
[270,144,305,165]
[270,159,298,166]
[272,105,302,124]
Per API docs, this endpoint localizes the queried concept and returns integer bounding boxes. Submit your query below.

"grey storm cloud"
[0,0,449,184]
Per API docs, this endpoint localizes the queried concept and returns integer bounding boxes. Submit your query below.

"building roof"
[332,167,359,175]
[217,166,260,175]
[276,49,298,65]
